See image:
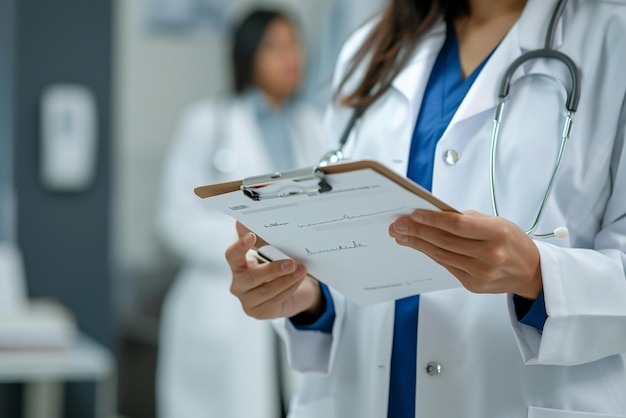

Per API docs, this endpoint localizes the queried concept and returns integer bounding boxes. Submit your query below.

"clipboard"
[195,160,461,305]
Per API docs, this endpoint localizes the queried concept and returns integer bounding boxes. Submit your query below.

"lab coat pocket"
[288,397,335,418]
[528,406,626,418]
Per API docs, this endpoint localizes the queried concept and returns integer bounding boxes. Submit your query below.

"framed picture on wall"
[141,0,236,33]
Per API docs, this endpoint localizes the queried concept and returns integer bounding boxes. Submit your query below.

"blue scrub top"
[388,24,491,418]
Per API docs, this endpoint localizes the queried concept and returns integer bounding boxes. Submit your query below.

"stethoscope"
[319,0,579,240]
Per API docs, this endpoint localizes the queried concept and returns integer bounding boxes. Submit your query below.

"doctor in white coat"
[225,0,626,417]
[157,9,323,418]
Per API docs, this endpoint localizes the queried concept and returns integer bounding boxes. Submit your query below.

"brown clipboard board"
[194,159,458,213]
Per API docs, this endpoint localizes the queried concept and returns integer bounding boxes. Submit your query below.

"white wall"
[114,0,225,276]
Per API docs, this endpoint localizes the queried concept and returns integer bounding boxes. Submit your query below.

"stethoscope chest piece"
[318,149,344,167]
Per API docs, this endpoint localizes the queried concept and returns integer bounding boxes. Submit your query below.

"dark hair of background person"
[232,9,293,94]
[338,0,470,109]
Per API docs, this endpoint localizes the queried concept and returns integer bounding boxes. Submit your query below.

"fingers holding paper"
[225,222,324,320]
[388,210,543,300]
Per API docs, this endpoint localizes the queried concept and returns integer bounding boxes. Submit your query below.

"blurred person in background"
[156,8,324,418]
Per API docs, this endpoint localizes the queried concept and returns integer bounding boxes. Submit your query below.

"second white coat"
[158,95,323,418]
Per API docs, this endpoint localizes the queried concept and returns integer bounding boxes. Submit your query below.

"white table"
[0,334,116,418]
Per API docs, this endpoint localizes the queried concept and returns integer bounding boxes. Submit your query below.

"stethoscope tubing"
[320,0,577,240]
[497,49,581,112]
[491,0,577,239]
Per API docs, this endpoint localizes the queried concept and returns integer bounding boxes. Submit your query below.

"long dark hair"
[338,0,469,109]
[232,9,291,94]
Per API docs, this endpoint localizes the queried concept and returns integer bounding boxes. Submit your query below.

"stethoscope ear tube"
[338,109,362,150]
[497,49,581,112]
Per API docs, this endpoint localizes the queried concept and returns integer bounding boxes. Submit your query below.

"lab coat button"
[425,362,442,376]
[444,149,460,165]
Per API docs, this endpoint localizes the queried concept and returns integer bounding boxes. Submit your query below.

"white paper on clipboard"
[196,161,460,305]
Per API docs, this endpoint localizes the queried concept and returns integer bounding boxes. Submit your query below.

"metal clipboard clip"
[241,167,332,201]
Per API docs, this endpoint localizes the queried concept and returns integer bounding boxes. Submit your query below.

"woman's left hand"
[389,209,543,300]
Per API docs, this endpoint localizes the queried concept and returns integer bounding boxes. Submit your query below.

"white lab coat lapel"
[227,98,275,178]
[391,18,446,114]
[384,0,563,177]
[388,19,446,175]
[289,106,326,167]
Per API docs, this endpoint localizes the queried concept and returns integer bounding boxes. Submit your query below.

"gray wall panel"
[14,0,113,347]
[0,0,14,242]
[7,1,114,416]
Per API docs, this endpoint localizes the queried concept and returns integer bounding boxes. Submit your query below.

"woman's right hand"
[225,222,325,320]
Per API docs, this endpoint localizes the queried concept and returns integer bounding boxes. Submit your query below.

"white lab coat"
[157,95,323,418]
[276,1,626,417]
